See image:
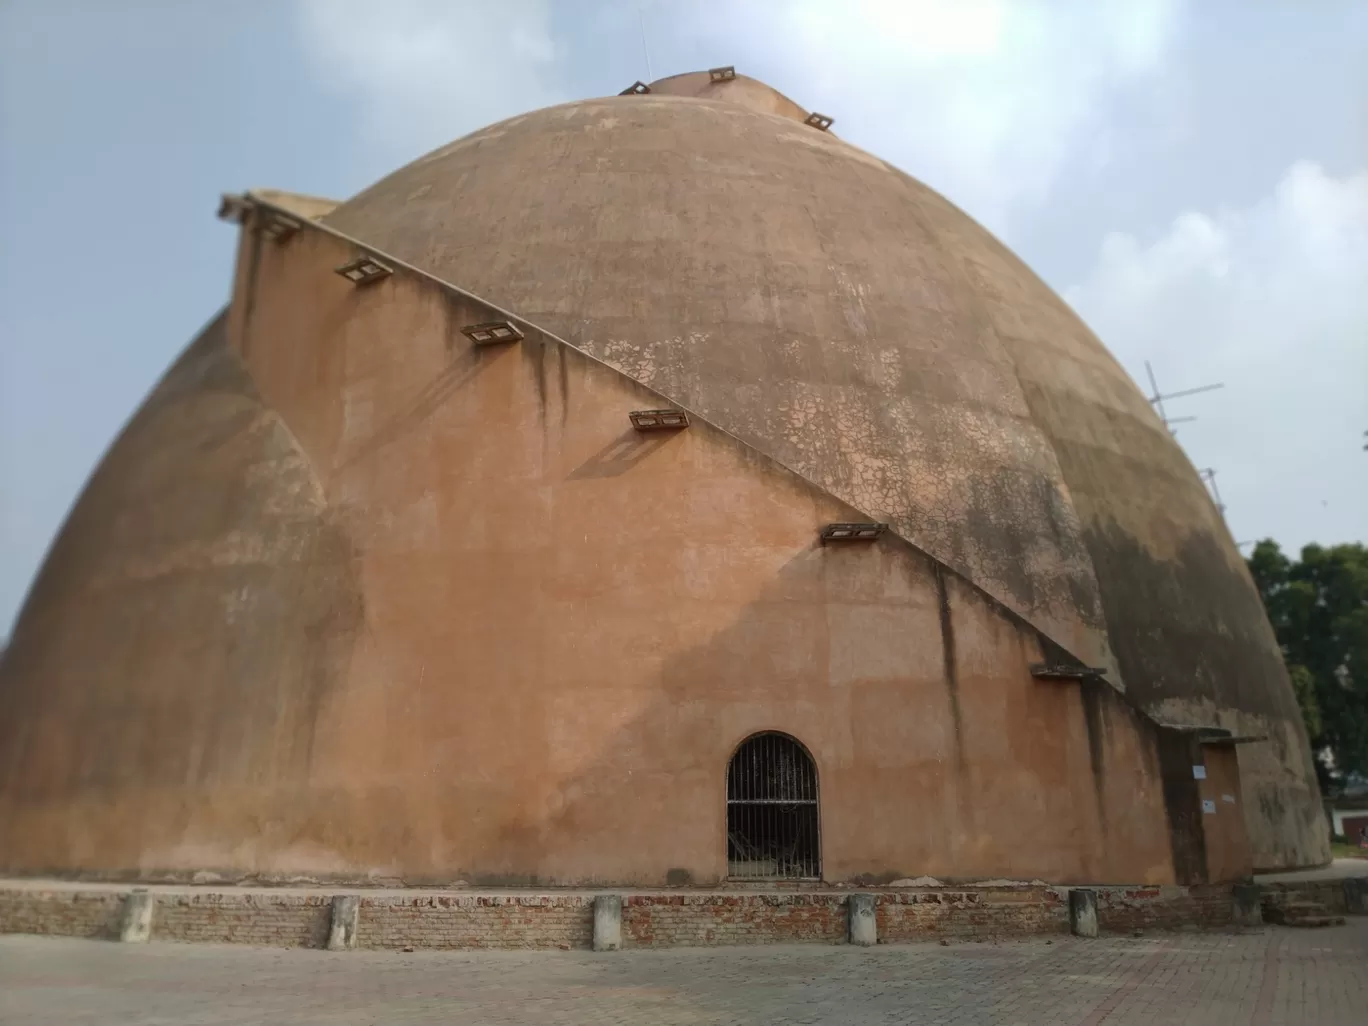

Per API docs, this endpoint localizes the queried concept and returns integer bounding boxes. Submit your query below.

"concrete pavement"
[2,920,1366,1025]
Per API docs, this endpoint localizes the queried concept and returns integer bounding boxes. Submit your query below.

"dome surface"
[324,84,1321,864]
[327,91,1113,664]
[0,75,1326,881]
[326,91,1262,687]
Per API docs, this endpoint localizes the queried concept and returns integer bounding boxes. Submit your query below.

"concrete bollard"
[1069,888,1098,938]
[1232,883,1263,927]
[1344,878,1367,916]
[120,888,154,943]
[327,895,360,951]
[592,894,622,952]
[848,893,877,947]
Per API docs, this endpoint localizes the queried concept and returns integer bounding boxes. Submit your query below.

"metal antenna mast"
[1200,468,1226,518]
[1145,361,1229,521]
[1144,360,1224,436]
[638,9,653,82]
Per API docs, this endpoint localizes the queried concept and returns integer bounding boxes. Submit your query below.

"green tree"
[1248,540,1368,792]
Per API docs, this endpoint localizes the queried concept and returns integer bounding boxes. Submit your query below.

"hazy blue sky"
[2,0,1365,635]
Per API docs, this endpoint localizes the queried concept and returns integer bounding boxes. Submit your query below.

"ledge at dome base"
[8,877,1357,950]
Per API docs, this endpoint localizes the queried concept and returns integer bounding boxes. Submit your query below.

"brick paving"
[2,921,1366,1025]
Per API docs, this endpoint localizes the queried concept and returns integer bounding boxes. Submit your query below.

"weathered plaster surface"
[324,85,1326,869]
[1,222,1175,886]
[0,76,1327,879]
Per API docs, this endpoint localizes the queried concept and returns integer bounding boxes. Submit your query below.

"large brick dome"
[0,73,1326,886]
[324,74,1322,857]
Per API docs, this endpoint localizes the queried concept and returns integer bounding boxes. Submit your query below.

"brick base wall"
[1092,886,1234,932]
[878,888,1066,940]
[359,895,593,950]
[0,888,122,940]
[623,894,845,947]
[155,893,332,947]
[1,882,1255,950]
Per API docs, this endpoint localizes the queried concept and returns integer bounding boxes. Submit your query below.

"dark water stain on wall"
[1079,681,1109,832]
[1155,730,1209,885]
[1081,522,1300,725]
[933,565,967,773]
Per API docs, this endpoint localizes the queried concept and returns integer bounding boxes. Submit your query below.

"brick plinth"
[1091,886,1235,931]
[359,895,593,950]
[0,881,1252,950]
[622,893,845,947]
[879,888,1066,941]
[0,889,122,940]
[154,893,332,947]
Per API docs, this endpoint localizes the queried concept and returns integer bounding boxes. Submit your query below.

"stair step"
[1264,903,1333,926]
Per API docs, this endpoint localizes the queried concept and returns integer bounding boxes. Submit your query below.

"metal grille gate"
[726,732,820,880]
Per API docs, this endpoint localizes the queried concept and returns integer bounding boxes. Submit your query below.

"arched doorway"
[726,732,820,879]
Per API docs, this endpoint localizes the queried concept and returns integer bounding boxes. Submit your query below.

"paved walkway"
[3,922,1366,1025]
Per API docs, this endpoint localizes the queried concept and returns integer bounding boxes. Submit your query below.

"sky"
[1,0,1365,636]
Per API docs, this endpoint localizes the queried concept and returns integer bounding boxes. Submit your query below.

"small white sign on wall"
[1222,794,1236,804]
[1202,799,1217,814]
[1193,765,1207,780]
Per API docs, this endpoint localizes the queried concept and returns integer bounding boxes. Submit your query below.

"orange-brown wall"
[324,93,1327,872]
[0,221,1177,886]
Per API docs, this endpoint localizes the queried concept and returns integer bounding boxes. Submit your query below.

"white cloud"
[296,0,565,163]
[296,0,1183,236]
[674,0,1184,236]
[1066,161,1368,549]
